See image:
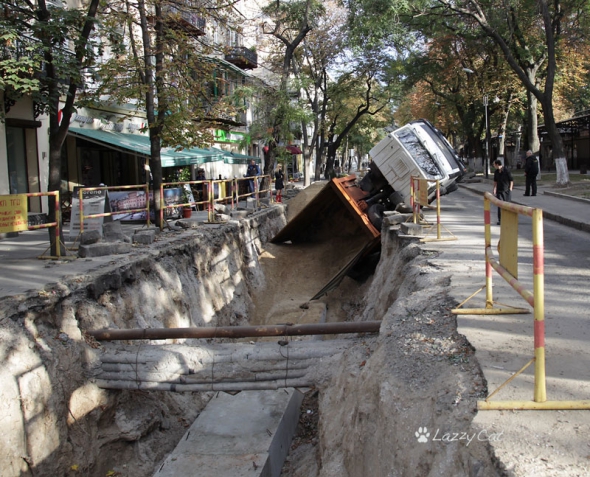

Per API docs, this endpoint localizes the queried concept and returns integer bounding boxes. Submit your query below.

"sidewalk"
[1,181,589,300]
[459,177,590,233]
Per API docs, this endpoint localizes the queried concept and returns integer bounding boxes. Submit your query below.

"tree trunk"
[527,90,540,154]
[540,98,569,186]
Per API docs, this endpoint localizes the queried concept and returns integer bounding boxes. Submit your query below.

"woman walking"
[275,165,285,203]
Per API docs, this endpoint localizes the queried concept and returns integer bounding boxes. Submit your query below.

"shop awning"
[69,127,225,167]
[210,147,260,164]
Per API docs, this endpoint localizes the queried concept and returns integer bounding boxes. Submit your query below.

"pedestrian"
[246,159,260,197]
[195,168,206,207]
[492,159,513,225]
[274,164,285,203]
[524,150,539,196]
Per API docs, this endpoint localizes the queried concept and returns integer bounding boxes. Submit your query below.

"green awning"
[69,127,225,167]
[210,147,261,164]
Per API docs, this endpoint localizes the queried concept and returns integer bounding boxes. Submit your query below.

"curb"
[459,184,590,234]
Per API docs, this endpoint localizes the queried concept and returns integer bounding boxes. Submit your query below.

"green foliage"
[0,1,103,117]
[89,0,240,150]
[0,31,43,100]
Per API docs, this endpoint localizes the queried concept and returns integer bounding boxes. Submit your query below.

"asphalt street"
[423,183,590,476]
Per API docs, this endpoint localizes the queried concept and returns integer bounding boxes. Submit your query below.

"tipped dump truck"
[271,119,465,298]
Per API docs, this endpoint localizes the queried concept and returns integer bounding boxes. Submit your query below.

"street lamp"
[483,94,490,178]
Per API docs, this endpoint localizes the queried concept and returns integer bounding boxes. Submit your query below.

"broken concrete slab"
[79,230,101,245]
[400,223,425,236]
[103,221,131,243]
[132,233,155,245]
[78,242,133,258]
[153,389,304,477]
[231,210,251,219]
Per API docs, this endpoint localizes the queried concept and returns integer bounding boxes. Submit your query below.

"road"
[425,186,590,476]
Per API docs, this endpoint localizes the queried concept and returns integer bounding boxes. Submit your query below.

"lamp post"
[483,94,490,178]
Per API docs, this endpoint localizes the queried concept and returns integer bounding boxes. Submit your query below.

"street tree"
[90,0,238,226]
[323,61,393,178]
[432,0,588,185]
[255,0,324,181]
[293,0,347,182]
[0,0,102,254]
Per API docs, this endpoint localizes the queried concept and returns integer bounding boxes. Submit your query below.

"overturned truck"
[271,119,465,298]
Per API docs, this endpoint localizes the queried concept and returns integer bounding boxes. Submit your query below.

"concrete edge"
[459,183,590,234]
[543,190,590,205]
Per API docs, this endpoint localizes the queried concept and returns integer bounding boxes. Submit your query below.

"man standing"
[246,159,260,197]
[492,159,513,225]
[524,150,539,196]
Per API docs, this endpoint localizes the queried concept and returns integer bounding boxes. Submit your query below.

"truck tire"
[389,191,404,207]
[445,181,458,193]
[368,203,385,230]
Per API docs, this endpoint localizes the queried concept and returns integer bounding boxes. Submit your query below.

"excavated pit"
[0,185,502,477]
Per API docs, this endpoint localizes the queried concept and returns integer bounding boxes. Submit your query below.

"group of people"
[492,150,539,225]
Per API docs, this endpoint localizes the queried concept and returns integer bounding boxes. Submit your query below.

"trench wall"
[310,228,501,477]
[0,207,286,477]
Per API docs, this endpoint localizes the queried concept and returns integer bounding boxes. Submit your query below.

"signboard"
[69,188,109,238]
[418,179,429,206]
[0,194,28,233]
[108,188,190,221]
[109,190,150,221]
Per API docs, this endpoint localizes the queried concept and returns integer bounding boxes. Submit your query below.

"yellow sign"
[0,194,29,233]
[419,179,429,205]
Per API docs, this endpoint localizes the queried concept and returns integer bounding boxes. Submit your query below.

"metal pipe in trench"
[89,321,381,341]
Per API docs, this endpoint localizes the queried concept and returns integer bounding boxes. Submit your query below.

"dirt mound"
[286,182,327,221]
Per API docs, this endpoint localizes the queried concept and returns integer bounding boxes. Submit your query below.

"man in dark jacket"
[246,159,260,197]
[524,150,539,196]
[493,159,513,225]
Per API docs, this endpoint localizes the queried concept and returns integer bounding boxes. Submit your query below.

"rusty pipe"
[88,321,381,341]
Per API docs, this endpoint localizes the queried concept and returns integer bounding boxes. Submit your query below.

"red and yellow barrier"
[410,176,456,242]
[454,191,590,410]
[0,191,67,259]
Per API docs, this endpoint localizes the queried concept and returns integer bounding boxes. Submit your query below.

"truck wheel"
[445,181,458,193]
[368,204,385,229]
[388,191,404,207]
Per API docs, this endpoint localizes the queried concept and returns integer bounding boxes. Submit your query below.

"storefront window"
[6,127,28,194]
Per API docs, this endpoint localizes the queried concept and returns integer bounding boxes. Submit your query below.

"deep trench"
[0,192,503,477]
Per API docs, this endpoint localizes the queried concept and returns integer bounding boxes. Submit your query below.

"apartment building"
[0,0,269,215]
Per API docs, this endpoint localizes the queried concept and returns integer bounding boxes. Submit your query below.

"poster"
[69,188,108,238]
[0,194,28,233]
[108,187,190,221]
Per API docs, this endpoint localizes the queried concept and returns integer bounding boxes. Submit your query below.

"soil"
[252,183,371,328]
[552,182,590,199]
[268,185,503,476]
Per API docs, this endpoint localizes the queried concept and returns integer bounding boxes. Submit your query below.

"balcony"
[224,46,257,70]
[162,5,206,37]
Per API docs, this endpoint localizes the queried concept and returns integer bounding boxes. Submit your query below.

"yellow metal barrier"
[0,191,69,259]
[454,191,590,410]
[159,180,210,227]
[235,174,274,208]
[409,176,456,242]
